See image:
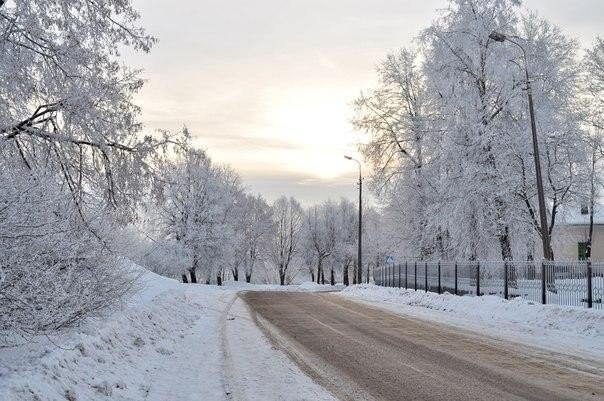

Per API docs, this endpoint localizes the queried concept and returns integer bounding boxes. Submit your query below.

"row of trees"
[353,0,604,262]
[130,142,381,286]
[0,0,376,344]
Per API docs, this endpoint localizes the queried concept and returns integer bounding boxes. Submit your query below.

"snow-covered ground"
[0,264,337,401]
[3,266,602,401]
[339,284,604,360]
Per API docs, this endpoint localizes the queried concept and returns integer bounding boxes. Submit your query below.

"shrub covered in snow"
[0,170,136,345]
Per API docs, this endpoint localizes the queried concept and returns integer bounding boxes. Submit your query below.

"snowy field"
[0,263,337,401]
[340,284,604,360]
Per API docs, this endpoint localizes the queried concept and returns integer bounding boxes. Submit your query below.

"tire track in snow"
[219,292,245,401]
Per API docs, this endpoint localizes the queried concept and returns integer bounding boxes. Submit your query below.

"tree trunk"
[217,274,222,286]
[232,267,239,281]
[246,272,252,283]
[190,254,198,283]
[527,252,536,280]
[587,148,596,259]
[316,259,322,284]
[499,225,516,287]
[343,264,349,286]
[499,227,513,261]
[279,264,286,286]
[330,268,335,286]
[321,269,325,285]
[182,273,188,283]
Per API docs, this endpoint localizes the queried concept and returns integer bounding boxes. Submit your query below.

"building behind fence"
[373,260,604,309]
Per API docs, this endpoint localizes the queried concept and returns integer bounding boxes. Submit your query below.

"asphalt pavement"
[242,292,602,401]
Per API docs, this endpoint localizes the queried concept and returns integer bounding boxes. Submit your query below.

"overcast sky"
[127,0,603,205]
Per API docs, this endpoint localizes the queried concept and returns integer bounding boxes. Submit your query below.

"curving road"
[242,292,602,401]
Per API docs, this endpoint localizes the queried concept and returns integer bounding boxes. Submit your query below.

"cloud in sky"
[127,0,603,204]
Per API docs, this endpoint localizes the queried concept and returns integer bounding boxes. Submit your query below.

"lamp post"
[344,155,363,282]
[489,31,552,260]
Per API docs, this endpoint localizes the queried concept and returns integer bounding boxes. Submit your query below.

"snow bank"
[0,262,337,401]
[123,258,181,302]
[340,284,604,359]
[0,262,203,401]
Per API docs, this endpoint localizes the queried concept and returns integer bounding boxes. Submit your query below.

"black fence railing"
[373,260,604,309]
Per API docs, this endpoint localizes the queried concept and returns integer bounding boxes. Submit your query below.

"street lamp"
[344,155,363,283]
[489,31,552,261]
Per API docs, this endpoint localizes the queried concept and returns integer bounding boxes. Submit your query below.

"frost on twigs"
[0,0,162,220]
[352,0,598,261]
[0,169,139,346]
[0,0,158,345]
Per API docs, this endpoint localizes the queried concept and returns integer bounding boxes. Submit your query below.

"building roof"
[558,204,604,226]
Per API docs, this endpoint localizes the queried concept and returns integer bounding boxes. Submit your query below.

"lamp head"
[344,155,352,160]
[489,31,507,42]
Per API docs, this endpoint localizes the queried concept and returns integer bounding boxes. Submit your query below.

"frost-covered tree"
[0,0,158,342]
[152,144,243,283]
[300,225,318,282]
[512,15,585,260]
[354,0,589,261]
[0,0,158,216]
[329,198,358,285]
[236,194,272,283]
[584,37,604,117]
[305,202,337,284]
[580,37,604,258]
[419,0,526,260]
[353,48,436,259]
[269,196,303,285]
[362,207,390,281]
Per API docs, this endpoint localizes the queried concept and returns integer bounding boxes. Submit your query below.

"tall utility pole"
[489,31,552,260]
[344,156,363,282]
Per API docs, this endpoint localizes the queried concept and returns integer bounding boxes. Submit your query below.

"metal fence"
[373,260,604,309]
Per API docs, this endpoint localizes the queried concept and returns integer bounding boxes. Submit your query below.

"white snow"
[339,284,604,360]
[4,262,602,401]
[0,262,336,401]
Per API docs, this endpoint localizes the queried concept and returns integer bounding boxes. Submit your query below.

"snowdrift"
[0,262,190,401]
[0,262,339,401]
[340,284,604,359]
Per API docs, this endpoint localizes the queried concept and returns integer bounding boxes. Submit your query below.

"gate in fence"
[373,260,604,309]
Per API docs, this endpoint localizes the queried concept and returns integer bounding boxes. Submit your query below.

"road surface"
[242,292,602,401]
